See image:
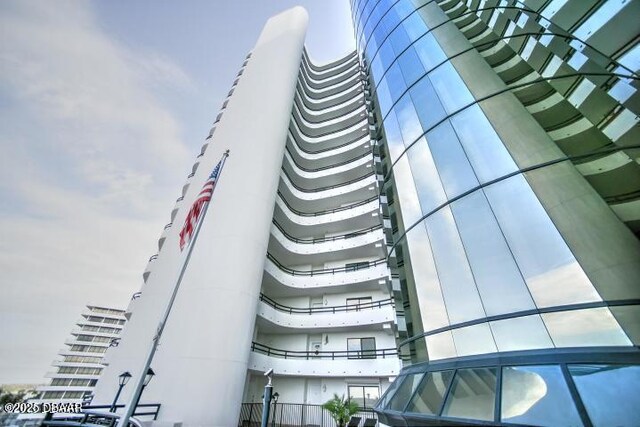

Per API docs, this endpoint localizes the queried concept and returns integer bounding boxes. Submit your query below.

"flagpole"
[117,149,230,427]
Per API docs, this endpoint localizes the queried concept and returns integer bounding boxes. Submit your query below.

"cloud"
[0,0,195,384]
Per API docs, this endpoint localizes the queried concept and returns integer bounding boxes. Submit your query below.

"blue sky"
[0,0,355,385]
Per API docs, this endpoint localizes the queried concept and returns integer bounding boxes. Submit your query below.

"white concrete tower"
[92,7,309,426]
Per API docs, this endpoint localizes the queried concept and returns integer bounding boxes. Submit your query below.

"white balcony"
[294,90,364,117]
[256,299,395,332]
[269,224,385,265]
[248,351,400,377]
[292,102,366,130]
[279,172,377,213]
[262,257,390,297]
[286,132,370,169]
[283,153,372,194]
[300,60,360,86]
[290,115,368,145]
[298,70,361,97]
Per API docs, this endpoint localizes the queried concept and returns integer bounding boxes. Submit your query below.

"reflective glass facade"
[351,0,640,424]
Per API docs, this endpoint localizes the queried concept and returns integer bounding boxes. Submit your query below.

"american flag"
[178,160,222,251]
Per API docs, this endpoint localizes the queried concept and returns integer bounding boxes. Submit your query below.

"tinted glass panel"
[501,365,582,426]
[406,370,454,414]
[388,373,425,411]
[442,368,497,421]
[569,364,640,427]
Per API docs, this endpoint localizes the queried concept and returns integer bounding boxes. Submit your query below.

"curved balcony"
[269,221,385,265]
[256,294,395,332]
[296,80,362,108]
[142,254,158,283]
[299,63,361,93]
[300,58,360,86]
[289,117,370,152]
[282,149,373,189]
[262,254,390,297]
[301,50,358,79]
[273,193,380,237]
[278,170,377,213]
[297,70,362,100]
[292,101,367,136]
[294,89,365,120]
[287,132,371,170]
[249,342,400,377]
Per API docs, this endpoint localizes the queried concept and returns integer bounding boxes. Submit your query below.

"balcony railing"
[259,293,393,314]
[277,191,378,217]
[285,146,372,173]
[281,168,374,193]
[238,402,377,427]
[266,253,386,276]
[251,342,397,360]
[272,220,383,244]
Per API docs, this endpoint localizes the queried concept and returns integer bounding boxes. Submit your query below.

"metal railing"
[41,404,161,427]
[238,402,377,427]
[259,293,393,314]
[285,146,372,173]
[251,342,397,360]
[266,253,386,276]
[277,191,378,217]
[272,220,383,244]
[281,168,374,193]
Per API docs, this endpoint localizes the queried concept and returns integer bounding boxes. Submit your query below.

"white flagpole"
[117,149,230,427]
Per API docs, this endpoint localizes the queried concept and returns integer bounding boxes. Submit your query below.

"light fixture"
[143,368,155,386]
[118,371,132,386]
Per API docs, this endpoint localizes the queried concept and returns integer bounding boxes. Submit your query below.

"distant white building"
[32,305,126,405]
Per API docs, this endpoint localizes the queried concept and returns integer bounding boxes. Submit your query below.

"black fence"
[251,342,398,360]
[238,403,377,427]
[259,294,393,314]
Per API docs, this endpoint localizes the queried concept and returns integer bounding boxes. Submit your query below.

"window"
[346,297,373,310]
[63,391,83,399]
[43,391,64,399]
[348,385,380,409]
[442,368,497,421]
[51,378,71,386]
[347,337,376,359]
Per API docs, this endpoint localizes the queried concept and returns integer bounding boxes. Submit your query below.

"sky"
[0,0,355,385]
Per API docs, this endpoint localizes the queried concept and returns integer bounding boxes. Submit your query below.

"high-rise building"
[92,8,398,427]
[352,0,640,425]
[92,2,640,426]
[31,305,126,405]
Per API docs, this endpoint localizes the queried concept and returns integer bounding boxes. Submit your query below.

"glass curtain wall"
[351,0,640,423]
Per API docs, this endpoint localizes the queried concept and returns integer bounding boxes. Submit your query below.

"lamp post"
[271,392,279,427]
[132,368,155,415]
[110,372,132,412]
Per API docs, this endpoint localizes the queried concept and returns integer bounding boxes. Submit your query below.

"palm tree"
[322,393,359,427]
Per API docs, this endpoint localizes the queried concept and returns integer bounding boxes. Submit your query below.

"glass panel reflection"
[542,307,631,347]
[490,315,553,352]
[428,63,474,114]
[501,365,582,426]
[406,370,454,414]
[426,121,479,199]
[451,323,497,357]
[388,373,425,411]
[484,175,601,307]
[442,368,497,421]
[568,364,640,427]
[426,206,486,324]
[451,191,536,316]
[449,105,518,183]
[376,372,405,410]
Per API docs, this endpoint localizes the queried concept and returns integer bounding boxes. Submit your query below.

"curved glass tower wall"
[351,0,640,425]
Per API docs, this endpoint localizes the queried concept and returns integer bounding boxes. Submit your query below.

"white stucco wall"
[92,7,309,427]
